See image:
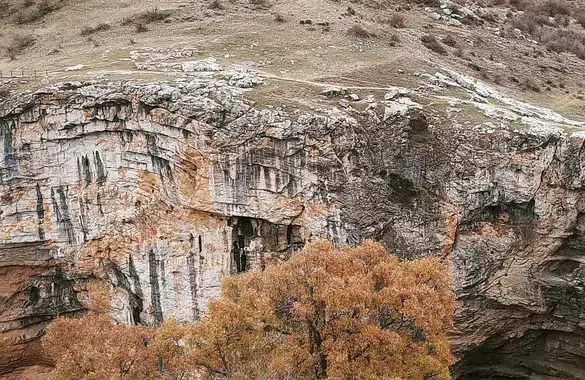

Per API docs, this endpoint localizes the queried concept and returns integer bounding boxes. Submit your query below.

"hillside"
[1,0,585,117]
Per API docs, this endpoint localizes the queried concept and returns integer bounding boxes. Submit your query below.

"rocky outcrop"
[1,72,585,379]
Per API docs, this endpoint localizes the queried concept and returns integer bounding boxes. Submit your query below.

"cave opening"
[453,328,585,380]
[286,224,293,245]
[26,286,39,307]
[132,304,142,324]
[231,217,253,273]
[229,217,305,273]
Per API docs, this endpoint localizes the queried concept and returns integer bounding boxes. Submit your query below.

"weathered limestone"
[1,73,585,379]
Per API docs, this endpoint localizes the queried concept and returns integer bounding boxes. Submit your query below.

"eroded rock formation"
[1,74,585,379]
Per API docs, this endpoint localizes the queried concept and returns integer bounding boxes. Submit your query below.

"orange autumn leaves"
[42,241,455,380]
[42,314,189,380]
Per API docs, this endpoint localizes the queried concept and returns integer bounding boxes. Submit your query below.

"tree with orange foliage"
[42,281,191,380]
[42,313,158,380]
[188,241,455,380]
[42,241,455,380]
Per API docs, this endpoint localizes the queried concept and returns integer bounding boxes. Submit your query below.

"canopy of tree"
[43,241,455,380]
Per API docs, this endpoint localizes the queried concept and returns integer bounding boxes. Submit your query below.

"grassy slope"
[0,0,584,118]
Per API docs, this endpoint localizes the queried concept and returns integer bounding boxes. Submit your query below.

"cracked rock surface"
[1,74,585,379]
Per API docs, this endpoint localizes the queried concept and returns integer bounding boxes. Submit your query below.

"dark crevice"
[51,187,74,244]
[94,151,107,184]
[187,233,201,320]
[35,183,45,240]
[128,255,144,325]
[82,155,92,184]
[231,217,253,273]
[148,249,164,326]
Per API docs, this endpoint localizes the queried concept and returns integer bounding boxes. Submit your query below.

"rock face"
[1,74,585,379]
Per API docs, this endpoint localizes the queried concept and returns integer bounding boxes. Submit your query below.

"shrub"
[274,12,286,22]
[189,241,455,380]
[412,0,441,6]
[0,0,10,17]
[540,28,585,60]
[504,0,585,61]
[576,12,585,28]
[512,12,549,35]
[208,0,224,10]
[442,34,457,47]
[36,0,57,14]
[480,10,498,23]
[80,23,111,36]
[509,0,530,11]
[468,62,483,71]
[249,0,270,8]
[421,34,447,54]
[134,23,148,33]
[13,7,42,23]
[536,0,572,17]
[0,88,10,98]
[2,34,35,59]
[523,79,541,92]
[346,24,377,38]
[13,0,62,24]
[555,14,570,27]
[389,12,406,28]
[122,7,171,26]
[461,13,483,26]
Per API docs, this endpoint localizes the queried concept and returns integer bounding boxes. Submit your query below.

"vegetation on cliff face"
[42,241,455,380]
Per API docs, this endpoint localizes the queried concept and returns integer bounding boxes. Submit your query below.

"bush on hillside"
[1,33,35,59]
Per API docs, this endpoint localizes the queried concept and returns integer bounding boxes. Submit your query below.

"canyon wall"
[1,75,584,379]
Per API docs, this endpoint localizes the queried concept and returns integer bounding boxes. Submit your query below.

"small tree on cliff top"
[189,241,455,380]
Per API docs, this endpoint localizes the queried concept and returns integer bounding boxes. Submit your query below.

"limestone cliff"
[1,72,585,379]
